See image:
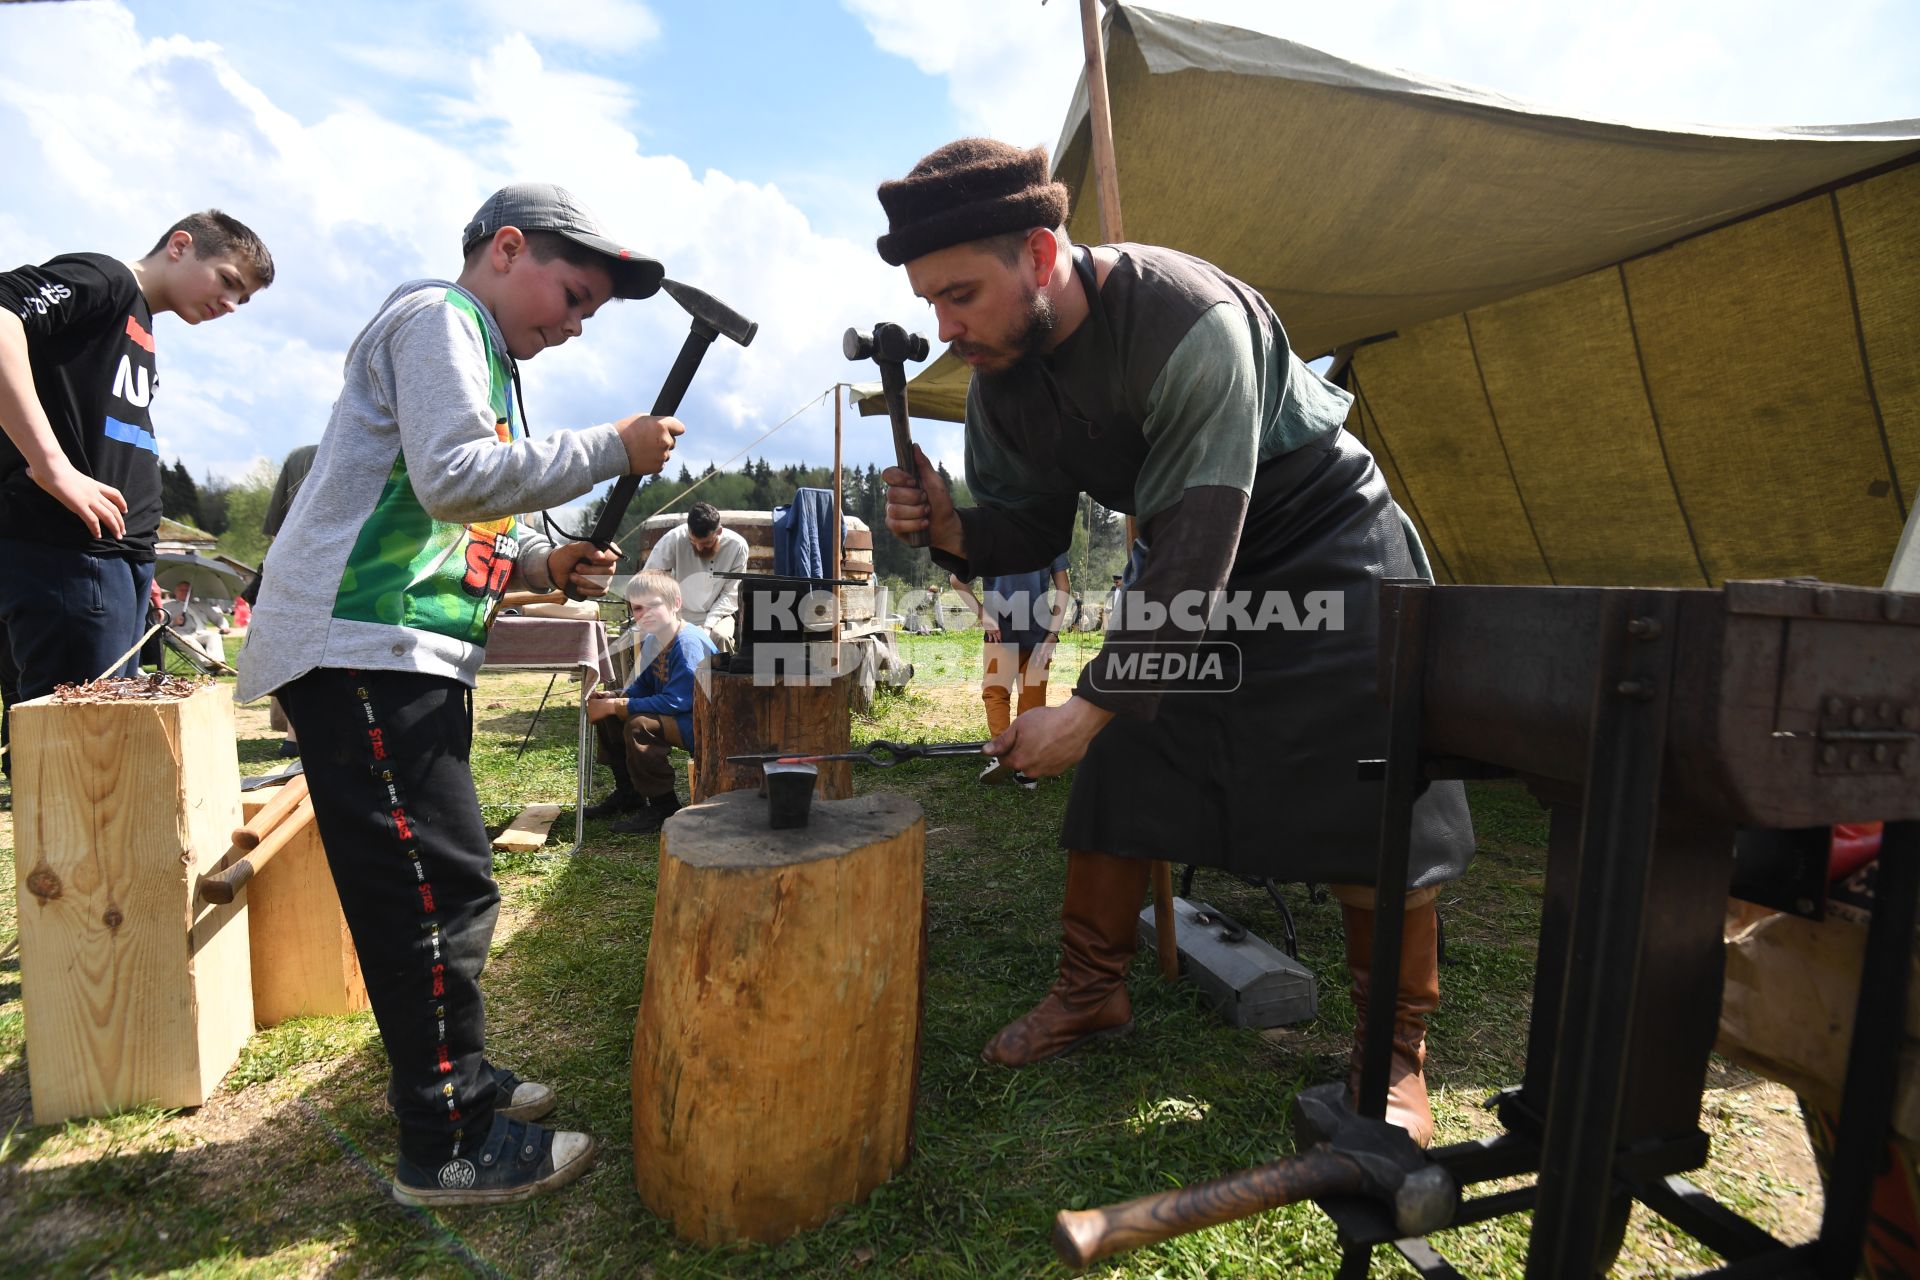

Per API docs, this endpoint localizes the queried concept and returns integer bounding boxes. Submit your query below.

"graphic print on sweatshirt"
[331,289,521,646]
[0,252,164,551]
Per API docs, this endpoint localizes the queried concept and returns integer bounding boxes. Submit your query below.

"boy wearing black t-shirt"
[0,210,274,699]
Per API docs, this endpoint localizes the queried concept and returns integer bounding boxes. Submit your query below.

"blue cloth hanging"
[772,487,841,578]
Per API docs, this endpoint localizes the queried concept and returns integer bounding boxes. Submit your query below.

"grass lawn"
[0,629,1821,1276]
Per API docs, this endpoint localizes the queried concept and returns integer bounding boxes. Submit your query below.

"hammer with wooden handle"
[844,323,931,548]
[499,590,569,610]
[200,796,316,905]
[588,279,758,551]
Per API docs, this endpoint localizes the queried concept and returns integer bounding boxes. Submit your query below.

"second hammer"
[845,322,931,548]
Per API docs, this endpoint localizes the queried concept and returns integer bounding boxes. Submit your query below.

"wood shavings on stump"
[52,673,208,702]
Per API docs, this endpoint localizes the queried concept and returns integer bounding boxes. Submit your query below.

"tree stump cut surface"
[13,684,254,1123]
[691,664,856,802]
[632,787,926,1244]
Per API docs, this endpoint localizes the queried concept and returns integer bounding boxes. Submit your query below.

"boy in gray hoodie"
[241,184,685,1206]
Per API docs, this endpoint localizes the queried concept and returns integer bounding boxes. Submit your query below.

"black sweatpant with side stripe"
[278,668,500,1165]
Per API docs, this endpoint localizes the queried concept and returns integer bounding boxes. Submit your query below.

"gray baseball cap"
[461,182,664,300]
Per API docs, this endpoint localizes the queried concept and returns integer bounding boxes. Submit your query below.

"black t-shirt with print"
[0,252,162,558]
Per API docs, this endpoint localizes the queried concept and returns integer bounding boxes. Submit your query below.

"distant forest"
[162,454,1132,595]
[575,458,1131,593]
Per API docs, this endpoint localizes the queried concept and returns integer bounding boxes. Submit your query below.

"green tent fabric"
[1350,158,1919,587]
[857,4,1920,586]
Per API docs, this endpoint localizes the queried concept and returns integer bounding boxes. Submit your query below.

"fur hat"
[875,139,1070,266]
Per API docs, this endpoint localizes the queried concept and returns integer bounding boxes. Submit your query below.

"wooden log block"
[240,790,368,1026]
[691,659,858,802]
[637,510,872,567]
[632,788,927,1244]
[13,683,254,1123]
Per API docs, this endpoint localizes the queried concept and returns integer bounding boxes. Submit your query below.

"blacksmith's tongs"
[727,740,991,768]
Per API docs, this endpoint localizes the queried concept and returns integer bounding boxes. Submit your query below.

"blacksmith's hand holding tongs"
[727,740,992,768]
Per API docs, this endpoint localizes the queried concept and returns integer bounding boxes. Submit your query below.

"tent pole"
[1078,0,1126,244]
[833,384,845,651]
[1081,0,1176,983]
[1079,4,1137,541]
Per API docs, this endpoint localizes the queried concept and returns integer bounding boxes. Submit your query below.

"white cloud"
[0,2,926,494]
[469,0,662,53]
[841,0,1083,142]
[844,0,1918,146]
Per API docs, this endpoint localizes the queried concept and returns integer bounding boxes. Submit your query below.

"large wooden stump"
[240,787,368,1025]
[632,788,926,1244]
[691,654,858,801]
[13,683,254,1123]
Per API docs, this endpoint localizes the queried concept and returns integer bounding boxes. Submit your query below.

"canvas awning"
[856,4,1920,588]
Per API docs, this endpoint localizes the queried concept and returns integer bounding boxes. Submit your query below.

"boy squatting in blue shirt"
[585,569,717,834]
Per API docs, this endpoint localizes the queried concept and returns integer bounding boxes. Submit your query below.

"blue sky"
[2,0,1915,513]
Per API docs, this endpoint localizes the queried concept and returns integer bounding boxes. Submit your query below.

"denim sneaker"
[392,1115,596,1207]
[490,1065,554,1122]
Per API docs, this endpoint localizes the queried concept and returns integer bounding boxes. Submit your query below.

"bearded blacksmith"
[875,138,1474,1146]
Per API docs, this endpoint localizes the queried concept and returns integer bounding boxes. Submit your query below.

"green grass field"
[0,632,1820,1276]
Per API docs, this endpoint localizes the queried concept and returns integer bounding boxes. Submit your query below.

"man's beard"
[959,284,1056,378]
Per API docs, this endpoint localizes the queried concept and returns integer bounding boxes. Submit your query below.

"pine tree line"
[159,457,274,566]
[162,449,1132,597]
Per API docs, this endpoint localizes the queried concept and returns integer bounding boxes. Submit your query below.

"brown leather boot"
[1341,896,1440,1147]
[982,851,1150,1066]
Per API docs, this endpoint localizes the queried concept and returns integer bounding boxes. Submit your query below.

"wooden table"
[482,616,616,856]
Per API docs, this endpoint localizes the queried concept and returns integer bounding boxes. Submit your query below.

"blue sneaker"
[392,1115,596,1207]
[978,759,1038,790]
[490,1064,555,1122]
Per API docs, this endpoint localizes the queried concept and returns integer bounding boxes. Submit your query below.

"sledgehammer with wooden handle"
[1051,1083,1457,1269]
[201,796,316,905]
[232,773,309,851]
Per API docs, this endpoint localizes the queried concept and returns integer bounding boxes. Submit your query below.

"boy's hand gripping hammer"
[588,280,758,549]
[844,322,931,547]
